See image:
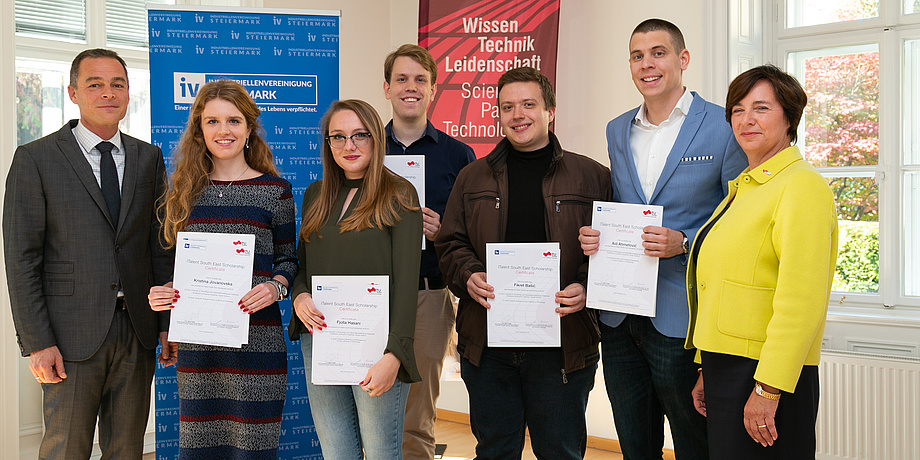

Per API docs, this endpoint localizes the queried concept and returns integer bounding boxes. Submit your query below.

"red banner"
[419,0,560,157]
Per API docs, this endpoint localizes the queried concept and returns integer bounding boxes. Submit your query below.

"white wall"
[553,0,711,166]
[1,0,22,455]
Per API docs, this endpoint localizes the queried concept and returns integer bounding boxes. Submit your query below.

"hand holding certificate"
[586,202,662,316]
[168,232,256,348]
[311,276,389,385]
[486,242,561,347]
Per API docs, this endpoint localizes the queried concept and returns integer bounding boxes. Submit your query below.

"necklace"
[210,166,250,198]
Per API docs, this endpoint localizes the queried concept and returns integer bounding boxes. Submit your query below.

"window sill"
[827,304,920,328]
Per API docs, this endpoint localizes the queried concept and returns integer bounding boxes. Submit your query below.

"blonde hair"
[299,99,418,242]
[160,80,278,248]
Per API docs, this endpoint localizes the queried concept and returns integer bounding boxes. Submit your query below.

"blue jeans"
[460,347,596,460]
[301,337,409,460]
[601,317,708,460]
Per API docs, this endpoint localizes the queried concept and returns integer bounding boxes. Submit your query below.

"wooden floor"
[142,417,621,459]
[431,418,620,460]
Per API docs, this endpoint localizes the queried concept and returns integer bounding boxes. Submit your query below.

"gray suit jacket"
[3,120,174,361]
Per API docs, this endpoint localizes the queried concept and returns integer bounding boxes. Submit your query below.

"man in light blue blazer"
[580,19,747,460]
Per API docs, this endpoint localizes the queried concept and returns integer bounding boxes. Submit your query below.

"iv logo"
[174,73,206,104]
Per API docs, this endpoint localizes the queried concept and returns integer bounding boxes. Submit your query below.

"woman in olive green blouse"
[289,99,422,459]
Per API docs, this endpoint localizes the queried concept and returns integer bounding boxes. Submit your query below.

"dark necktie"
[96,141,120,227]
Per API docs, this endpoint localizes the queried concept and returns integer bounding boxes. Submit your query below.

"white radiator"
[816,350,920,460]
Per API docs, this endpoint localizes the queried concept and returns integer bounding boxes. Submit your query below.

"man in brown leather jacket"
[435,66,611,459]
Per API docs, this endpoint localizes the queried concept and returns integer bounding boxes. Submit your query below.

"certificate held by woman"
[310,275,389,384]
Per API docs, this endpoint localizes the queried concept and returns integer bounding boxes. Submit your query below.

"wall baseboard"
[436,409,676,459]
[437,408,470,425]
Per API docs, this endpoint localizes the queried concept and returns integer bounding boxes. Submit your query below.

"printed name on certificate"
[169,232,256,348]
[586,202,662,316]
[311,275,389,385]
[486,242,561,347]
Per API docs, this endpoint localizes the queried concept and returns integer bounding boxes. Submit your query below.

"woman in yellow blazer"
[686,65,838,459]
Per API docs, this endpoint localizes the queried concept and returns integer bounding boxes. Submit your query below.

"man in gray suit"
[3,48,174,459]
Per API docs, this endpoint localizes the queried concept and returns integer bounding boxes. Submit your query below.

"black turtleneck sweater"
[505,142,553,243]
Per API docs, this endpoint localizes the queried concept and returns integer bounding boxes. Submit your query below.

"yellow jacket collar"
[744,146,803,184]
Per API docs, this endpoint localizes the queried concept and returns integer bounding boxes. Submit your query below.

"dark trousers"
[39,309,156,460]
[600,317,709,460]
[701,351,819,460]
[460,347,596,460]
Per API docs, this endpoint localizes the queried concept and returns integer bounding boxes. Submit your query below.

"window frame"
[15,0,157,143]
[770,0,920,311]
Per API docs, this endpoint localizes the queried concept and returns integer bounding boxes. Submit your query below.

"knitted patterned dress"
[176,174,297,459]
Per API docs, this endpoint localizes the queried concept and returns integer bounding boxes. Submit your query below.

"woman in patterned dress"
[148,80,297,459]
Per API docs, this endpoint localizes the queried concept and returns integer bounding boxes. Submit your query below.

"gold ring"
[35,377,41,381]
[758,424,767,428]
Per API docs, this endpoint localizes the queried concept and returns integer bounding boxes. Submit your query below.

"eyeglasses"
[326,132,372,149]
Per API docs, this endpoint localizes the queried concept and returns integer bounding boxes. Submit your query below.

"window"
[14,0,172,144]
[910,0,920,14]
[775,0,920,307]
[15,59,151,144]
[788,45,879,293]
[905,38,920,296]
[786,0,879,27]
[108,0,174,49]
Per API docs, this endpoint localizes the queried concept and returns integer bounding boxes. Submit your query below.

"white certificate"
[586,201,663,316]
[311,275,389,385]
[168,232,256,348]
[486,242,561,347]
[384,155,426,250]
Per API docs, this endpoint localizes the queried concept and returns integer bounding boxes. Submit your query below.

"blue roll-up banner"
[148,6,339,459]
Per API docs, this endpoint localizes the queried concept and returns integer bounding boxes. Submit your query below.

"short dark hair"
[632,18,686,52]
[725,64,808,144]
[497,67,555,110]
[70,49,128,87]
[384,44,438,84]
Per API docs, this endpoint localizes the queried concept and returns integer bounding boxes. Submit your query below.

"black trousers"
[701,351,819,460]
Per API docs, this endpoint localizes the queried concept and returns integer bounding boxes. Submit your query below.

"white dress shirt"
[629,88,694,202]
[73,121,126,190]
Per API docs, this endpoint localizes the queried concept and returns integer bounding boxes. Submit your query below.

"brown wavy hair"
[160,80,279,248]
[299,99,418,242]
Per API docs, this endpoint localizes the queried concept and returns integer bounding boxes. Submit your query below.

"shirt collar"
[73,120,123,154]
[634,88,693,128]
[385,119,438,148]
[745,145,803,184]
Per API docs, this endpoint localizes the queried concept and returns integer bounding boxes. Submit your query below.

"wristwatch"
[681,232,689,254]
[267,279,288,301]
[755,382,781,401]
